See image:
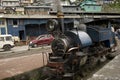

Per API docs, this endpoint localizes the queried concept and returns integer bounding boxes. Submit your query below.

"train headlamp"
[46,19,58,32]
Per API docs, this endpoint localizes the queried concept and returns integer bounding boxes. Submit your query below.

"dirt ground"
[0,46,52,80]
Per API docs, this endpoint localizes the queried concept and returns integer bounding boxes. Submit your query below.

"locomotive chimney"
[54,0,64,33]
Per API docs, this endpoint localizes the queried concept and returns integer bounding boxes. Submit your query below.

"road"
[0,45,51,80]
[0,45,51,59]
[0,45,29,54]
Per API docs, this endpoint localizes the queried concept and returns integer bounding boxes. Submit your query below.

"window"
[39,36,45,40]
[6,2,8,5]
[0,37,4,41]
[10,2,12,5]
[1,21,4,25]
[13,19,19,27]
[19,20,24,25]
[93,6,96,10]
[8,20,12,25]
[88,6,90,8]
[1,28,6,34]
[13,19,18,25]
[0,20,5,25]
[6,36,12,41]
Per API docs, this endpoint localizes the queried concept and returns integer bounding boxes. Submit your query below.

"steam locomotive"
[45,19,117,79]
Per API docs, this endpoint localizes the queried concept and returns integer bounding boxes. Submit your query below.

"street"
[0,45,51,80]
[0,45,51,59]
[0,45,29,54]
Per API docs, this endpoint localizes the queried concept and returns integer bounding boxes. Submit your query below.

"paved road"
[0,45,29,54]
[88,54,120,80]
[12,45,29,52]
[0,45,51,80]
[0,53,48,79]
[0,45,50,54]
[88,39,120,80]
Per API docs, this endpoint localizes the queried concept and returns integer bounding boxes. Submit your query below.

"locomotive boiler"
[45,19,117,79]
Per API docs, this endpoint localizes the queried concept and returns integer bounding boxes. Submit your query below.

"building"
[103,0,115,4]
[15,7,24,15]
[3,18,73,41]
[24,6,51,15]
[62,5,81,12]
[1,0,20,14]
[79,0,102,12]
[1,0,20,7]
[6,19,48,40]
[20,0,34,6]
[0,0,107,41]
[96,0,115,4]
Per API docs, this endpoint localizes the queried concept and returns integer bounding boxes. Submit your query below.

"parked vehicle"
[29,34,54,48]
[0,34,14,51]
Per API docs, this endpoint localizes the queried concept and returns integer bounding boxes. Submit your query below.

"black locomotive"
[45,19,117,79]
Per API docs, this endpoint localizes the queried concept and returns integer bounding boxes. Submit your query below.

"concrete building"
[1,0,20,7]
[96,0,115,4]
[103,0,115,4]
[15,7,24,15]
[1,0,20,14]
[20,0,34,6]
[79,0,102,12]
[24,6,51,15]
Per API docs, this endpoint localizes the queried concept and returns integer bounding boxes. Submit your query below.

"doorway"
[19,30,25,40]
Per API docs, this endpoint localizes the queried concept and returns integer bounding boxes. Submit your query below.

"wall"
[7,19,48,40]
[0,18,7,35]
[83,5,102,12]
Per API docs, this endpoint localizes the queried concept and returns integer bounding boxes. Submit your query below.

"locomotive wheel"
[79,56,87,66]
[106,53,116,60]
[86,56,98,68]
[107,41,118,59]
[98,55,107,63]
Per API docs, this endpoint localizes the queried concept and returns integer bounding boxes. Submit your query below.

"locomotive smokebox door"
[46,19,59,33]
[46,19,63,37]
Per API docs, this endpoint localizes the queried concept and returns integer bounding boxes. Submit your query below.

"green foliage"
[109,3,120,8]
[103,1,120,12]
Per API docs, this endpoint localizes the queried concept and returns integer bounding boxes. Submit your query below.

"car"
[29,34,54,48]
[0,34,15,51]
